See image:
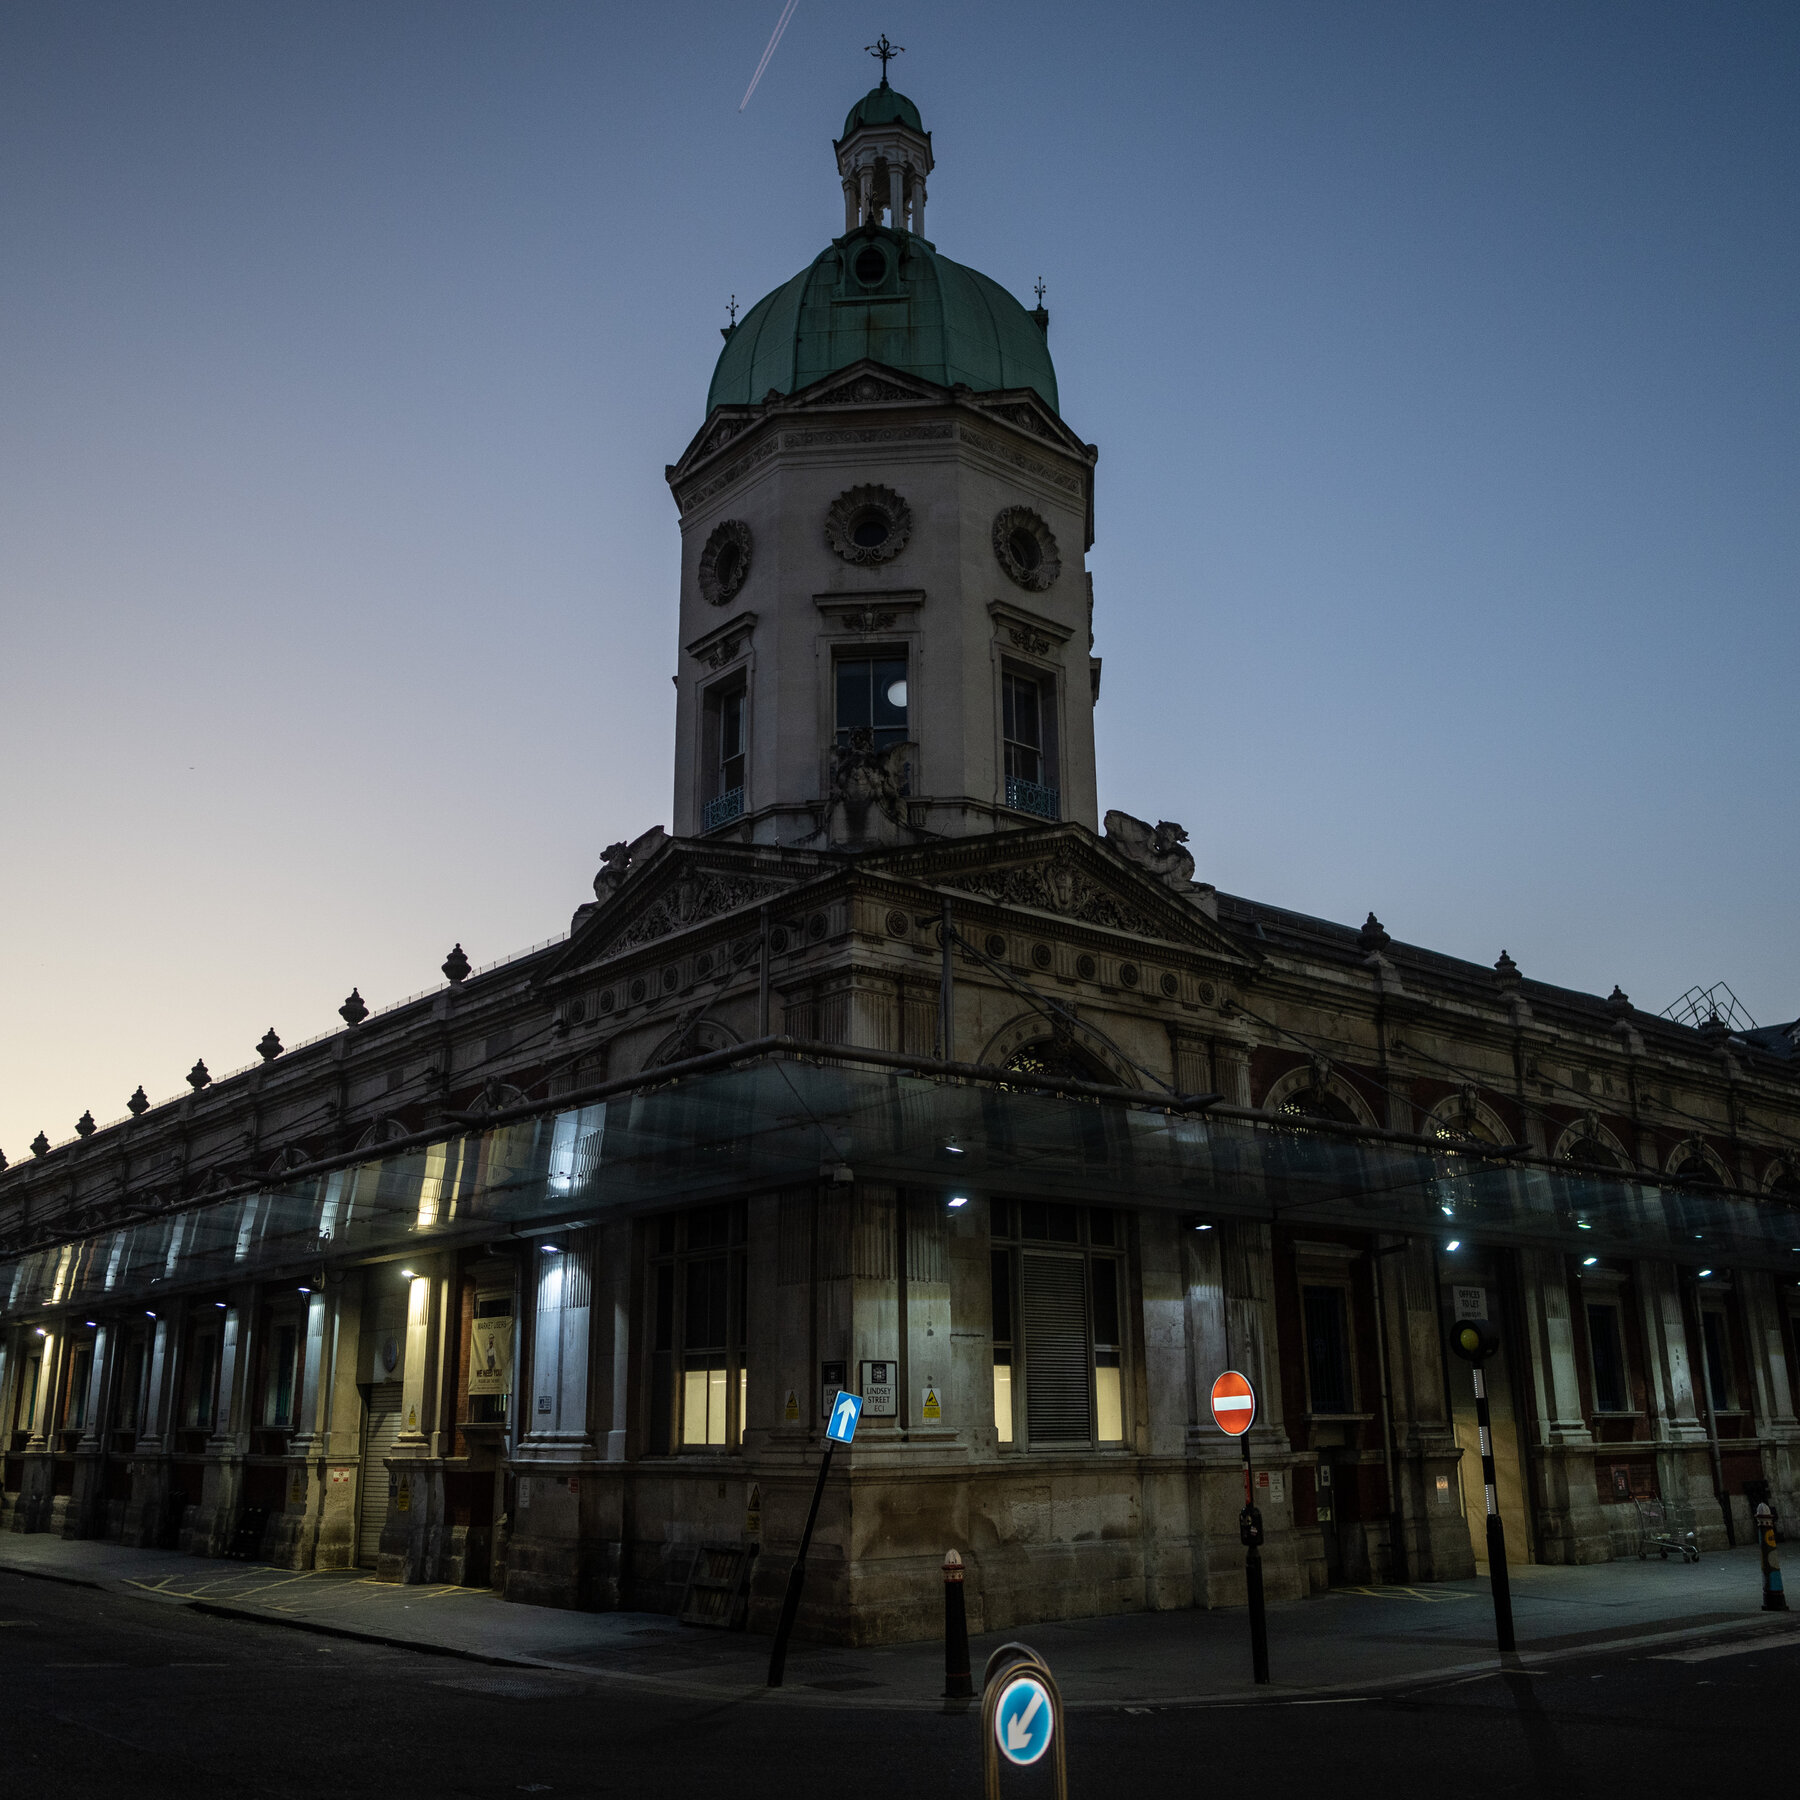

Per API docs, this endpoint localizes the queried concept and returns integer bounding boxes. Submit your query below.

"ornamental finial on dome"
[866,33,903,85]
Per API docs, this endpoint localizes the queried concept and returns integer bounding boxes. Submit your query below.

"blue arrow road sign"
[825,1390,863,1445]
[994,1674,1054,1766]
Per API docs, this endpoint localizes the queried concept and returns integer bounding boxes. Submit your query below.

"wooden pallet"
[678,1541,758,1629]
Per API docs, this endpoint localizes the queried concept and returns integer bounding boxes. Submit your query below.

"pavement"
[2,1531,1794,1710]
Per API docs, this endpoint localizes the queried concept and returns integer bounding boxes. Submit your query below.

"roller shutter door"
[1022,1253,1091,1445]
[356,1382,405,1566]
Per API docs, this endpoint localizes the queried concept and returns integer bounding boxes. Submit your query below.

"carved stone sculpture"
[826,727,913,846]
[592,826,670,902]
[1103,809,1196,892]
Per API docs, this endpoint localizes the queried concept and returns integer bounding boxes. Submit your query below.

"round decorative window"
[992,506,1062,592]
[985,932,1008,959]
[567,996,587,1024]
[662,966,681,992]
[886,910,909,937]
[695,952,714,979]
[1119,962,1140,989]
[1031,943,1053,971]
[807,912,828,940]
[1160,971,1179,998]
[853,244,888,287]
[825,484,912,566]
[1196,980,1217,1007]
[698,519,753,607]
[628,977,648,1005]
[598,988,616,1014]
[1076,953,1097,981]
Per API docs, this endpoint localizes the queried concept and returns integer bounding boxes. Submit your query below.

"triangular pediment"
[856,825,1257,967]
[963,389,1090,461]
[799,361,950,410]
[545,841,828,980]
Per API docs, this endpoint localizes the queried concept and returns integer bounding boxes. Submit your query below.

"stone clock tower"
[665,74,1101,850]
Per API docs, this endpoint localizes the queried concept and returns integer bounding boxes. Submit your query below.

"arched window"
[1007,1037,1111,1086]
[1277,1087,1356,1127]
[1562,1138,1622,1170]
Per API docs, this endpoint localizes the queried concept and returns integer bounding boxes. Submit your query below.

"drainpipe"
[1689,1274,1736,1547]
[1369,1240,1407,1582]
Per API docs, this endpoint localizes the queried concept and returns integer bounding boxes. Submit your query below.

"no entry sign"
[1210,1370,1257,1437]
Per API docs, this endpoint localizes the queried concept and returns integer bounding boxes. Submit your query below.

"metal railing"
[1005,777,1059,821]
[703,787,746,832]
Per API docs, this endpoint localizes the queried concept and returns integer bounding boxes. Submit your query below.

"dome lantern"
[835,37,932,237]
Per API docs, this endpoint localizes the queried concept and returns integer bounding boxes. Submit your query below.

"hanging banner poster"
[468,1313,514,1398]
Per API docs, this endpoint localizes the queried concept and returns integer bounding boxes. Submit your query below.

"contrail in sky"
[740,0,800,111]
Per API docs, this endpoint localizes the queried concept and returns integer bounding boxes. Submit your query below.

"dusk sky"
[3,1,1796,1161]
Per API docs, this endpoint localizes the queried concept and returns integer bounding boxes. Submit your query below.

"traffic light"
[1451,1318,1499,1364]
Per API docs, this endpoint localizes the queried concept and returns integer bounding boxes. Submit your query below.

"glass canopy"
[7,1056,1797,1321]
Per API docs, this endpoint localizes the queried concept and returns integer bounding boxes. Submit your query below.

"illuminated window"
[649,1203,748,1452]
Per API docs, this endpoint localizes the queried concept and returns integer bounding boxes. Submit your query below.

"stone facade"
[3,77,1798,1649]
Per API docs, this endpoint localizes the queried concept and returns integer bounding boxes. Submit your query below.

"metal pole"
[1691,1281,1736,1547]
[1242,1432,1269,1684]
[767,1441,834,1687]
[939,896,955,1060]
[1472,1366,1515,1653]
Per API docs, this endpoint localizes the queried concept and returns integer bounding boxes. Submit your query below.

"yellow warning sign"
[406,1405,417,1430]
[783,1388,800,1423]
[921,1384,942,1423]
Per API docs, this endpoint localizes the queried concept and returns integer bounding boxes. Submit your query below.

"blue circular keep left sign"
[994,1674,1054,1766]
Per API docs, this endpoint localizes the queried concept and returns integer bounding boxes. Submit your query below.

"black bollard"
[942,1548,973,1697]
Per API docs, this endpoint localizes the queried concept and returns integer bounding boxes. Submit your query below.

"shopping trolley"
[1633,1497,1701,1562]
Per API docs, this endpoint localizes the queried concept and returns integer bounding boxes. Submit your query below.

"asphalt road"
[5,1570,1795,1800]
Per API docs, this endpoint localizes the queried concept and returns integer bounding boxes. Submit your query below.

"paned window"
[1586,1302,1629,1414]
[649,1203,748,1453]
[1301,1284,1355,1415]
[1700,1308,1736,1412]
[262,1320,301,1429]
[181,1325,220,1432]
[16,1354,41,1438]
[990,1200,1126,1448]
[112,1332,145,1434]
[64,1343,92,1432]
[1001,668,1059,820]
[835,655,909,752]
[703,681,748,830]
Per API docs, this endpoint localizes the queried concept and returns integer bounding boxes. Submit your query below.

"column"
[858,168,873,226]
[1516,1247,1607,1562]
[290,1291,331,1454]
[842,178,858,234]
[911,180,926,235]
[887,165,904,229]
[137,1315,174,1451]
[75,1325,111,1454]
[25,1329,59,1452]
[522,1236,595,1454]
[398,1268,440,1446]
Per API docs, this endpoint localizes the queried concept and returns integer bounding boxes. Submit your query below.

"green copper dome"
[707,224,1059,416]
[841,81,924,137]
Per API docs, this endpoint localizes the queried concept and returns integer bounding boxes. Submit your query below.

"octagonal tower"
[667,78,1100,849]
